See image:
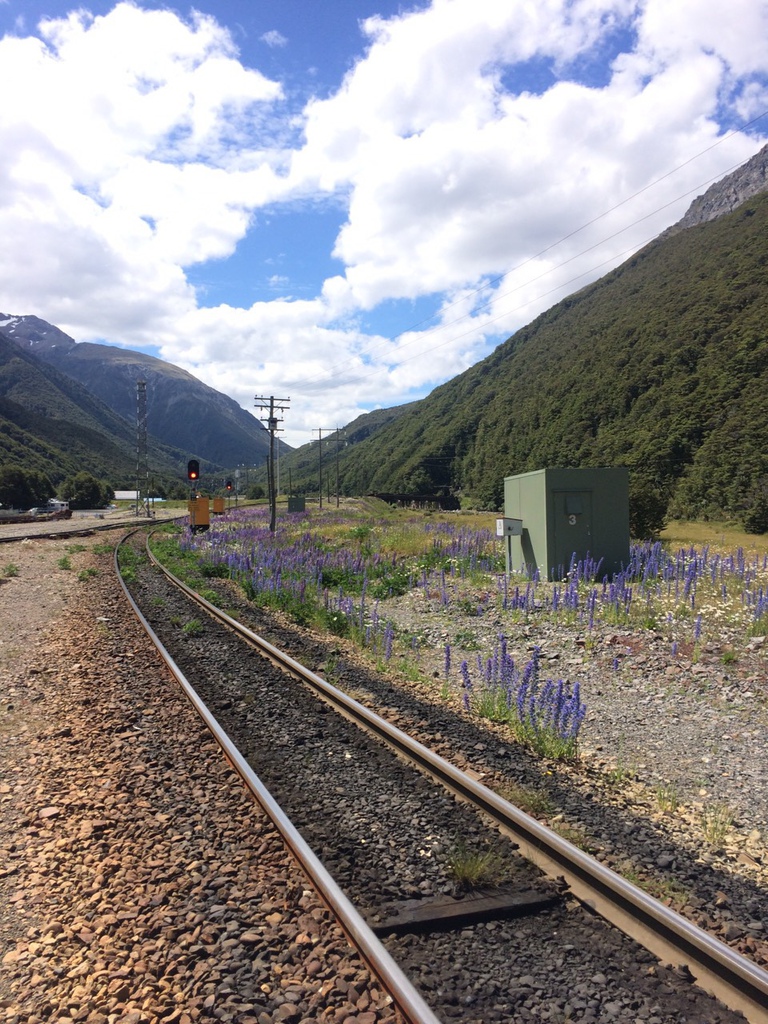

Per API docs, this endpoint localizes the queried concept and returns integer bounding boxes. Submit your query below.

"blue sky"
[0,0,767,445]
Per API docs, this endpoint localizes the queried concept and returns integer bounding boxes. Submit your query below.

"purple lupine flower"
[461,660,472,710]
[384,621,394,661]
[461,660,472,688]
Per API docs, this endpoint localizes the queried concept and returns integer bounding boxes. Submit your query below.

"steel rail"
[143,533,768,1024]
[115,534,443,1024]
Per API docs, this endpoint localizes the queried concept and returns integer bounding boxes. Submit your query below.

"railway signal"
[187,459,200,481]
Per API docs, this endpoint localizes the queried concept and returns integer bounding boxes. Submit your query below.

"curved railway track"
[114,528,768,1024]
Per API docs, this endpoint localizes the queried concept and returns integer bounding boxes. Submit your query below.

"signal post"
[186,459,210,532]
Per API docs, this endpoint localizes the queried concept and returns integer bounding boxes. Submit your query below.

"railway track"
[118,528,768,1024]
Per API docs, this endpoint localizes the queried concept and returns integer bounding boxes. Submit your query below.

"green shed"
[501,467,630,580]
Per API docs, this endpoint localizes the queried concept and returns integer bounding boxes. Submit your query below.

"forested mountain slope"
[330,189,768,521]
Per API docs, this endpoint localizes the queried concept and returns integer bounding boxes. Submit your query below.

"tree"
[0,465,53,510]
[166,481,190,500]
[59,472,114,510]
[629,475,669,540]
[742,478,768,534]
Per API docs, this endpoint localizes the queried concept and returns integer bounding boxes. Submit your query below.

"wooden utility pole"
[255,395,290,532]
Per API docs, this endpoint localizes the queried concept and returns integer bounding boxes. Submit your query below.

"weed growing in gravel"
[619,862,643,887]
[117,544,144,584]
[747,615,768,637]
[497,781,555,818]
[604,739,636,788]
[77,568,99,582]
[453,628,481,649]
[446,839,510,891]
[57,555,71,570]
[605,762,635,787]
[649,876,691,904]
[91,542,114,555]
[618,862,689,903]
[654,782,679,813]
[181,618,204,637]
[700,802,734,847]
[550,822,597,854]
[2,563,19,577]
[66,543,87,554]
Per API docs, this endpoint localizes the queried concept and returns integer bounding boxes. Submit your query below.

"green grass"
[116,543,146,584]
[2,563,19,578]
[660,520,768,552]
[497,781,555,818]
[619,862,691,904]
[654,782,679,814]
[550,823,598,854]
[446,840,511,892]
[700,802,734,847]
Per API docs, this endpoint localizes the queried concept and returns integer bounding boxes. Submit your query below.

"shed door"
[552,490,592,577]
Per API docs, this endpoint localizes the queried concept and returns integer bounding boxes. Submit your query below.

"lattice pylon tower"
[136,380,148,517]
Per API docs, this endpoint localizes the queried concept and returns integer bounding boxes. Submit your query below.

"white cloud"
[0,0,766,446]
[0,1,287,346]
[261,30,287,48]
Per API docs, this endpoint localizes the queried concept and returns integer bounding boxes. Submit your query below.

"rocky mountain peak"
[667,142,768,235]
[0,313,77,352]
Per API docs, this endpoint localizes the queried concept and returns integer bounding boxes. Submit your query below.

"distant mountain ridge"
[0,315,283,469]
